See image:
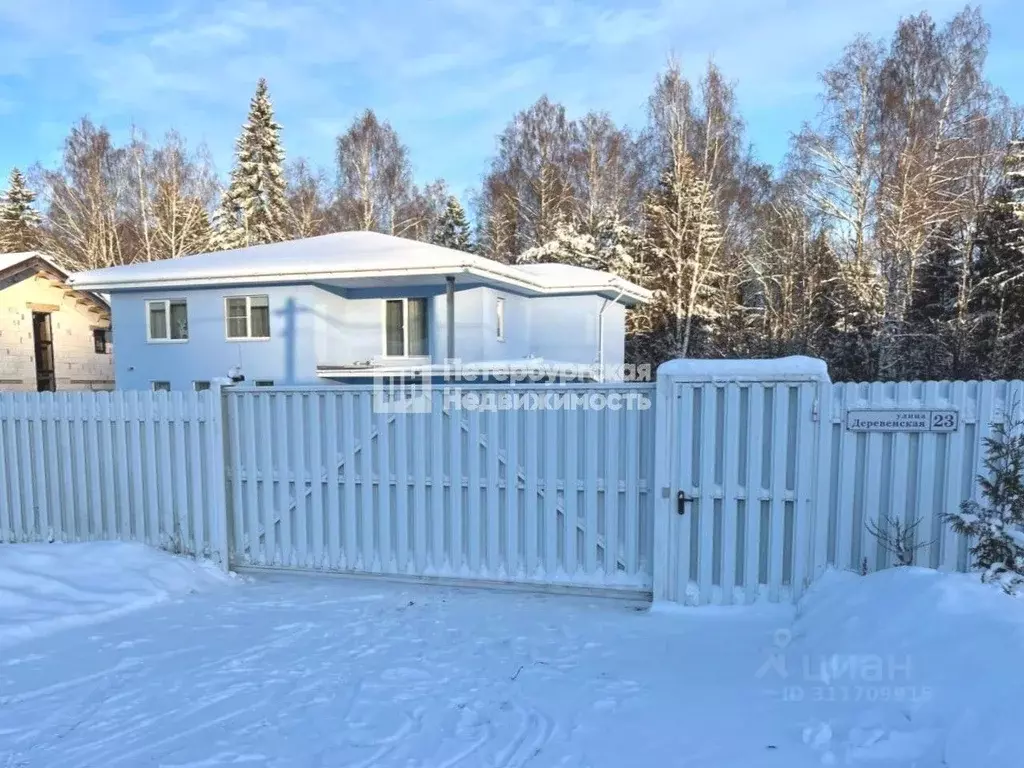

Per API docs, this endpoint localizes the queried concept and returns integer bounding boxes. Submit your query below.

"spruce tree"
[901,223,964,379]
[431,195,473,252]
[211,78,288,250]
[971,142,1024,379]
[0,168,42,253]
[944,407,1024,593]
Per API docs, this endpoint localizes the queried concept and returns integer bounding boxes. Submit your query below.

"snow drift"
[0,542,233,648]
[788,567,1024,766]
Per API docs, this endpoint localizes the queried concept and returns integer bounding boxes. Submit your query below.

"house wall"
[315,284,487,365]
[110,284,320,391]
[0,268,112,391]
[527,295,610,367]
[109,281,632,390]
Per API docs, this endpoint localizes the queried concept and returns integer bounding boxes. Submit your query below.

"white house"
[66,231,650,391]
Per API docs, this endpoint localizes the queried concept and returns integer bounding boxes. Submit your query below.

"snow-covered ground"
[0,542,233,649]
[0,544,1019,767]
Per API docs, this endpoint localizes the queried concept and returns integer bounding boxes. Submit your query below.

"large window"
[147,300,188,342]
[384,298,428,357]
[225,295,271,339]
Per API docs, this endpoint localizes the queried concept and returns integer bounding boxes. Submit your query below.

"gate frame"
[651,357,833,605]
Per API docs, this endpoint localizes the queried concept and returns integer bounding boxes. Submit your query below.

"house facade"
[0,256,113,393]
[0,252,113,392]
[66,232,648,391]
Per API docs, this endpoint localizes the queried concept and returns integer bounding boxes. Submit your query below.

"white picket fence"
[0,391,229,566]
[224,385,656,591]
[1,363,1015,605]
[817,379,1023,576]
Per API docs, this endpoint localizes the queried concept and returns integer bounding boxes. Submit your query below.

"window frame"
[193,381,211,392]
[381,297,429,358]
[151,381,171,392]
[92,328,111,354]
[495,297,505,342]
[146,299,189,343]
[224,295,271,341]
[254,380,275,387]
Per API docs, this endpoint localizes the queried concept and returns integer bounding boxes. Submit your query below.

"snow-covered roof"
[0,251,111,308]
[67,231,651,305]
[0,251,60,275]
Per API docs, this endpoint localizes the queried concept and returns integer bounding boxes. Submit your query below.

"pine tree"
[971,142,1024,379]
[431,196,473,252]
[826,258,885,381]
[944,407,1024,593]
[516,214,643,281]
[0,168,42,253]
[211,79,288,250]
[901,222,964,379]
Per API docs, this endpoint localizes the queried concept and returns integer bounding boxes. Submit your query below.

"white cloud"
[0,0,1017,194]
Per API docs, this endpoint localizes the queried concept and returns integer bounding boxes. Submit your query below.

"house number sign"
[845,408,959,433]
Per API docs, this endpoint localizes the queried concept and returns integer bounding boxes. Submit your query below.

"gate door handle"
[677,490,693,515]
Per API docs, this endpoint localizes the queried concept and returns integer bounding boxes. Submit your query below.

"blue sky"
[1,0,1022,202]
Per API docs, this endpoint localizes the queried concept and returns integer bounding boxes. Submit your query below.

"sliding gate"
[225,384,657,594]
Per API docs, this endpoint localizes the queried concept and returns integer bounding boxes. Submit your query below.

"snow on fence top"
[657,356,830,380]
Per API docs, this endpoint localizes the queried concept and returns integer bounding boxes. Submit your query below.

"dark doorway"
[32,312,55,392]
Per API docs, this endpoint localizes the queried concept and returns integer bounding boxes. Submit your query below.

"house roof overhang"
[65,232,651,306]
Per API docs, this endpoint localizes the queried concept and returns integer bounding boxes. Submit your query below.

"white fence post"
[206,383,231,571]
[651,366,675,602]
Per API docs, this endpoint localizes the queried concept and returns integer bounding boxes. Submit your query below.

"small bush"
[944,406,1024,593]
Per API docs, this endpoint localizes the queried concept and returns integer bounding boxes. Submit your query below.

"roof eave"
[68,262,651,304]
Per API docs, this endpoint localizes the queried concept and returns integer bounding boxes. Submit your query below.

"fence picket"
[449,406,463,573]
[394,402,410,573]
[324,394,341,569]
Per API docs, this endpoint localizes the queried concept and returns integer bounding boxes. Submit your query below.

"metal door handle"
[677,490,692,515]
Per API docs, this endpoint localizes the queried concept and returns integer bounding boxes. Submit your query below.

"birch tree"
[335,109,410,233]
[37,118,133,270]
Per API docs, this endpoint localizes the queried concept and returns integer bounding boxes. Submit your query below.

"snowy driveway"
[0,572,813,768]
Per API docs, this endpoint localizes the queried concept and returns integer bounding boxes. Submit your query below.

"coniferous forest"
[2,7,1022,382]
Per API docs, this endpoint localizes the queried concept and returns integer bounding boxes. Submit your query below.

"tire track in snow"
[493,701,555,768]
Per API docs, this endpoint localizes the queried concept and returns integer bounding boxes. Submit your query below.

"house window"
[147,300,188,341]
[193,381,211,392]
[384,298,428,357]
[152,381,171,392]
[254,380,274,387]
[496,297,505,342]
[93,328,111,354]
[225,295,271,340]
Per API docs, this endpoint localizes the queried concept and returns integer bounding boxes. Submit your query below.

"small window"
[147,300,188,341]
[384,298,428,357]
[193,381,211,392]
[93,328,111,354]
[152,381,171,392]
[495,297,505,342]
[225,295,271,340]
[254,380,274,387]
